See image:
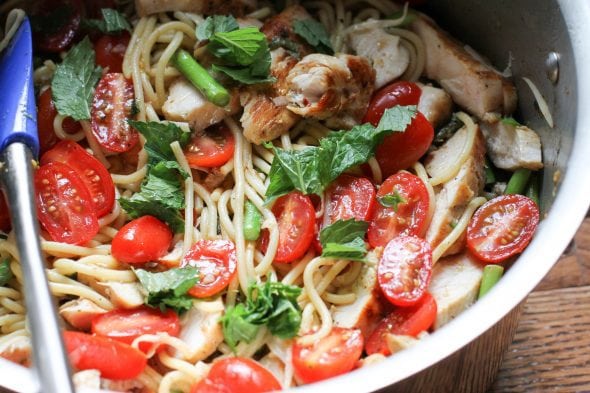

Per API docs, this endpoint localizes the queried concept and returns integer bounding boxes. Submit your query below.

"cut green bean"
[244,201,263,241]
[172,49,230,107]
[484,157,496,185]
[504,168,531,195]
[525,173,540,205]
[478,264,504,299]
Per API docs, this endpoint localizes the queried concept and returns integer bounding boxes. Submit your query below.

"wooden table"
[489,218,590,392]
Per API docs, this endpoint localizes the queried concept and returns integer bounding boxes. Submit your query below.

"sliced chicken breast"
[425,124,486,256]
[417,83,453,129]
[0,335,30,366]
[481,121,543,170]
[411,15,517,122]
[348,21,410,89]
[428,253,483,329]
[385,334,419,354]
[178,297,225,363]
[135,0,256,17]
[94,282,145,309]
[73,370,101,391]
[59,298,109,331]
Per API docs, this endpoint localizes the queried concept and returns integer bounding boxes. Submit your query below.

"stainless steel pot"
[1,0,589,392]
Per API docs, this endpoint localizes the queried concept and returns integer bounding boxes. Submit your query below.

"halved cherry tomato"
[35,162,99,245]
[37,88,82,153]
[31,0,84,53]
[41,140,115,217]
[111,216,173,264]
[365,292,437,355]
[91,306,180,353]
[182,239,237,298]
[94,32,131,73]
[191,358,281,393]
[63,331,147,380]
[184,123,235,168]
[260,192,315,263]
[467,194,540,263]
[368,172,430,248]
[378,235,433,307]
[91,73,138,152]
[363,81,422,126]
[0,193,11,233]
[292,327,364,384]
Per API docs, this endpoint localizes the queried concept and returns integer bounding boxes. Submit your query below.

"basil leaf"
[51,37,102,121]
[375,105,418,133]
[501,117,521,127]
[220,304,260,350]
[322,237,367,261]
[209,27,267,66]
[212,64,276,85]
[320,219,368,261]
[271,147,322,196]
[196,15,239,41]
[293,19,334,55]
[134,267,198,314]
[83,9,131,34]
[378,191,406,212]
[0,259,13,286]
[128,121,191,164]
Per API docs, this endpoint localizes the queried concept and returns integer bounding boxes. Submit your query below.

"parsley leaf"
[378,191,406,212]
[320,219,368,261]
[221,281,302,351]
[0,259,13,286]
[293,19,334,55]
[51,37,102,121]
[196,15,239,41]
[501,117,521,127]
[83,9,131,34]
[134,267,198,314]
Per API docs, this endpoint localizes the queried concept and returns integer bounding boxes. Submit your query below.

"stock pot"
[1,0,590,392]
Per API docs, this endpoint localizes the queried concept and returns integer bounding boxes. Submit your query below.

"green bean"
[478,265,504,299]
[171,49,230,107]
[484,157,496,185]
[244,201,263,241]
[525,173,540,205]
[504,168,531,195]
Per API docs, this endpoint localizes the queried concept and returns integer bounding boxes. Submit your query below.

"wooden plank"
[489,286,590,392]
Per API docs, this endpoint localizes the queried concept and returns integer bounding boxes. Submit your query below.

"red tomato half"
[363,81,422,126]
[31,0,84,53]
[182,240,237,298]
[111,216,173,264]
[365,292,437,355]
[92,307,180,353]
[378,236,433,307]
[94,33,131,73]
[260,192,316,263]
[91,73,138,152]
[63,331,147,380]
[0,193,11,233]
[184,123,235,168]
[41,140,115,217]
[292,327,364,384]
[35,162,99,245]
[37,88,82,153]
[467,194,540,263]
[368,172,430,248]
[191,358,281,393]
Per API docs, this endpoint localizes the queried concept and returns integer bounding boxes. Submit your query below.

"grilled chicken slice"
[94,282,145,309]
[135,0,256,17]
[0,335,30,366]
[385,334,419,354]
[425,124,486,256]
[417,83,453,129]
[285,54,375,129]
[481,121,543,170]
[348,21,410,89]
[178,298,224,363]
[428,253,483,329]
[59,298,109,331]
[260,5,315,59]
[162,78,239,131]
[73,370,101,391]
[411,15,517,122]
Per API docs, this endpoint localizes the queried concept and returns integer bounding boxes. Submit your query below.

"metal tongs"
[0,16,74,393]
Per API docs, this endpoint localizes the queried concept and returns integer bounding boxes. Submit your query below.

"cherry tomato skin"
[41,140,115,217]
[363,81,422,126]
[35,162,99,245]
[368,172,430,248]
[467,195,540,263]
[292,327,364,384]
[378,236,433,307]
[92,306,180,353]
[184,124,236,168]
[365,292,437,355]
[94,33,131,73]
[260,192,316,263]
[32,0,84,53]
[37,88,82,153]
[182,240,238,298]
[111,216,173,264]
[191,358,281,393]
[63,331,147,380]
[91,73,138,152]
[0,193,11,233]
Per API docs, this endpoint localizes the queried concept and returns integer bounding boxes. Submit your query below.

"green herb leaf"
[212,64,276,85]
[134,267,198,314]
[221,281,302,351]
[0,259,13,286]
[209,27,267,66]
[196,15,239,41]
[434,114,464,146]
[319,219,368,261]
[378,191,406,212]
[375,105,418,133]
[322,237,368,261]
[293,19,334,55]
[128,121,191,164]
[501,117,521,127]
[83,9,131,34]
[51,37,102,121]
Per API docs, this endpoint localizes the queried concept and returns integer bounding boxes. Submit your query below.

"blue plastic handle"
[0,17,39,157]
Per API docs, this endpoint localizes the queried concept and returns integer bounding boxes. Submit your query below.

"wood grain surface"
[489,218,590,392]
